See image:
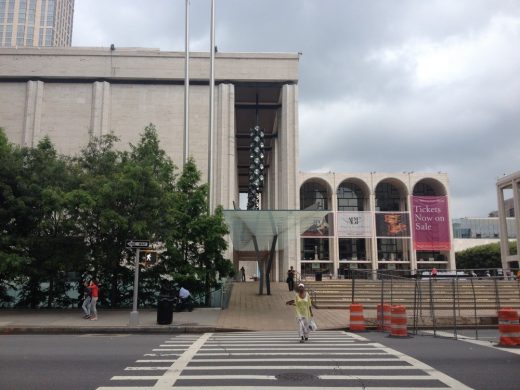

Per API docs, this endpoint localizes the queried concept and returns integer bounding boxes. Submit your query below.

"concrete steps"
[305,279,520,310]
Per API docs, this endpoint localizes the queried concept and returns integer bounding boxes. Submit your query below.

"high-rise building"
[0,0,74,48]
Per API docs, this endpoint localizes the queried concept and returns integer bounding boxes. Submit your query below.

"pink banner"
[412,196,451,251]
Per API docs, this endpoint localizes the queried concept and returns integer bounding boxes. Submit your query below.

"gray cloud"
[72,0,520,217]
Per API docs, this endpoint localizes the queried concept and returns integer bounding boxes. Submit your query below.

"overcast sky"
[72,0,520,218]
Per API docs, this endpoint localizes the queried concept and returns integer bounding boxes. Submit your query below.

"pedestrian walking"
[81,281,92,319]
[240,266,246,282]
[287,266,295,291]
[89,280,99,321]
[286,283,315,343]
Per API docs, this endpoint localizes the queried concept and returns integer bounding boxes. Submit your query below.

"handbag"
[308,318,318,331]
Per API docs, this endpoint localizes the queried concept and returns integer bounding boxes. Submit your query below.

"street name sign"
[126,239,150,249]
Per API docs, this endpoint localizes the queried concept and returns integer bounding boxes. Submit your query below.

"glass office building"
[0,0,74,47]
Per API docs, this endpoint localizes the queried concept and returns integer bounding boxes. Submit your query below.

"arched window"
[300,181,330,210]
[413,179,446,196]
[337,182,366,211]
[375,182,405,211]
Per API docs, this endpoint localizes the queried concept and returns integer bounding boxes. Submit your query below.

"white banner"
[336,212,373,238]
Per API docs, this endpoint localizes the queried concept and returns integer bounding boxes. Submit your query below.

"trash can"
[315,272,322,282]
[157,295,174,325]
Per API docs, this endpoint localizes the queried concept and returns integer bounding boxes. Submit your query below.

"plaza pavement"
[0,282,347,334]
[0,281,498,334]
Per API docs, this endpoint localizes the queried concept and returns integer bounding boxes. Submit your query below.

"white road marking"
[179,375,277,380]
[152,349,187,351]
[190,357,400,362]
[199,347,380,351]
[136,360,177,363]
[158,344,191,347]
[195,351,390,356]
[421,330,520,356]
[318,375,437,380]
[143,353,180,357]
[373,342,472,389]
[124,367,170,371]
[153,386,454,390]
[111,376,161,381]
[183,365,416,370]
[153,332,212,388]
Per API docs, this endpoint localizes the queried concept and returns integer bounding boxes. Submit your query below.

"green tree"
[162,158,232,303]
[76,125,177,307]
[456,241,517,269]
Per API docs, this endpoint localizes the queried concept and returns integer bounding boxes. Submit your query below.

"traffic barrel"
[377,304,383,331]
[390,305,408,337]
[383,304,392,332]
[498,308,520,347]
[349,303,365,331]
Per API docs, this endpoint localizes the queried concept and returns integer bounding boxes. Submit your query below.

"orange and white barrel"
[383,304,392,332]
[390,305,408,337]
[349,303,365,332]
[377,304,383,331]
[498,308,520,347]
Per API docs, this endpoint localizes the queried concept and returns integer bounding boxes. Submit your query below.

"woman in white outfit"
[286,283,314,343]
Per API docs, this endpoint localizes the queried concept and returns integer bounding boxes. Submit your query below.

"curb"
[0,326,225,335]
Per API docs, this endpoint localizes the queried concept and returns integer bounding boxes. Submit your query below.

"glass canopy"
[223,210,332,252]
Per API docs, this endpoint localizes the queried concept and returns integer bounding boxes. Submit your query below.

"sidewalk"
[0,282,349,334]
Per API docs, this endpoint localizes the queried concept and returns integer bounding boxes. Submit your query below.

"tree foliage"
[0,125,232,308]
[455,241,517,270]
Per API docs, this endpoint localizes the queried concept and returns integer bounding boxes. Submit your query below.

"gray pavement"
[3,330,519,390]
[0,308,222,333]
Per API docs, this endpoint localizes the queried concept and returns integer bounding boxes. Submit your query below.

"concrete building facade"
[0,0,74,48]
[0,47,455,280]
[497,171,520,269]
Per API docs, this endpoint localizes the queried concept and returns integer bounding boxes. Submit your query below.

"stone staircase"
[305,279,520,311]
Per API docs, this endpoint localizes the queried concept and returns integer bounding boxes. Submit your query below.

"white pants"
[298,317,310,338]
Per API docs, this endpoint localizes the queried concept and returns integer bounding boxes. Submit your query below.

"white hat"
[298,283,305,288]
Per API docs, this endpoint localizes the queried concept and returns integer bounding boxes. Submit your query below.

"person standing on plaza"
[287,266,295,291]
[286,283,314,343]
[240,266,246,282]
[89,280,99,321]
[81,281,92,319]
[431,267,438,279]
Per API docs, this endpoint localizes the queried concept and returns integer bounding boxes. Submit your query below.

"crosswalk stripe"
[153,349,187,351]
[135,360,177,363]
[160,386,452,390]
[189,358,400,362]
[195,352,390,356]
[319,375,434,380]
[183,365,416,370]
[111,376,161,381]
[199,347,380,351]
[179,375,277,380]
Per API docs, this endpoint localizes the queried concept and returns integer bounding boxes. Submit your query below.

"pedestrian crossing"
[96,331,472,390]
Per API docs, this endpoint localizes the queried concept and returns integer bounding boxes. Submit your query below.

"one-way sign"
[126,239,150,249]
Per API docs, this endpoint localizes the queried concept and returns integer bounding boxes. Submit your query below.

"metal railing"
[343,268,520,340]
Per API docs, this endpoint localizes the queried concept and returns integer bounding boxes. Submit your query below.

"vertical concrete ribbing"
[22,80,44,147]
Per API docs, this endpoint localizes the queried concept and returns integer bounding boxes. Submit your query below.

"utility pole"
[207,0,216,213]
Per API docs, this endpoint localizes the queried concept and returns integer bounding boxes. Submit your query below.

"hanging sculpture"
[247,125,265,210]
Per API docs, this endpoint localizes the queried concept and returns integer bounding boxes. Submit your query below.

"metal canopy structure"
[223,210,332,295]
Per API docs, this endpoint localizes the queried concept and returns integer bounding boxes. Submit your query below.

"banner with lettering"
[412,196,451,250]
[375,212,410,238]
[337,212,373,237]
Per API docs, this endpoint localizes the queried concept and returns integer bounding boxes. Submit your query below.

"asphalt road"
[0,330,518,390]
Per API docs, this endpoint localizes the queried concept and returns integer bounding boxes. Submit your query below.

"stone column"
[279,84,299,275]
[90,81,110,137]
[214,83,236,210]
[497,185,510,269]
[513,180,520,267]
[369,192,378,275]
[22,80,44,147]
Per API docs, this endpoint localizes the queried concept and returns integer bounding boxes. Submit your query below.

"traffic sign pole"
[129,248,140,326]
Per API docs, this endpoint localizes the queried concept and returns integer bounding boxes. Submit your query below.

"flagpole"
[208,0,216,213]
[184,0,190,165]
